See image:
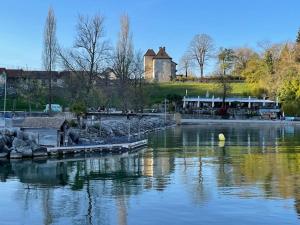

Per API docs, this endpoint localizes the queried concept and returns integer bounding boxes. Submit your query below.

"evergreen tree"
[295,28,300,62]
[264,50,274,74]
[296,28,300,44]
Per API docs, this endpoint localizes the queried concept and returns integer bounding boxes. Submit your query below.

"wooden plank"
[47,139,148,154]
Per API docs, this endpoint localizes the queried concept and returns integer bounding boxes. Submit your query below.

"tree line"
[42,7,145,114]
[179,31,300,115]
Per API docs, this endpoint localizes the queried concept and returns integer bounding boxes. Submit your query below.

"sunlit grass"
[146,82,253,104]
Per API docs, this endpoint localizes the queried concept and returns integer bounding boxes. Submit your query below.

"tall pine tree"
[295,28,300,62]
[296,28,300,44]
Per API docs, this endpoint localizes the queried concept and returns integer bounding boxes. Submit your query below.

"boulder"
[3,135,13,147]
[0,145,10,158]
[16,130,24,140]
[12,138,27,149]
[78,138,91,145]
[1,129,16,137]
[69,130,79,144]
[10,149,22,159]
[32,146,48,157]
[88,126,99,134]
[12,138,32,158]
[18,146,32,158]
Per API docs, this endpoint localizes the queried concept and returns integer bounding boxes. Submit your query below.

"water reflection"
[0,124,300,224]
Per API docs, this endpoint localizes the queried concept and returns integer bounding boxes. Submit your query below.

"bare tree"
[189,34,214,78]
[233,47,256,75]
[179,53,194,78]
[59,13,109,103]
[132,51,145,112]
[17,76,45,115]
[111,14,135,112]
[43,7,57,115]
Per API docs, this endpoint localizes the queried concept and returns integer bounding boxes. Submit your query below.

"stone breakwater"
[0,116,175,159]
[68,116,175,145]
[0,129,47,159]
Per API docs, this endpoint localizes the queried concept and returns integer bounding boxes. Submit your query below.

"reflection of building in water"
[10,161,68,186]
[141,148,175,190]
[143,153,154,177]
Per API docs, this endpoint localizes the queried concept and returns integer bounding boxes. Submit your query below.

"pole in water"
[3,71,7,127]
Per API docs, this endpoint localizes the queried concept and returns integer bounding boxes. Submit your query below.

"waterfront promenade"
[181,118,300,125]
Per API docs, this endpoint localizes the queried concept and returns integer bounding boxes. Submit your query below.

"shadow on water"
[0,124,300,224]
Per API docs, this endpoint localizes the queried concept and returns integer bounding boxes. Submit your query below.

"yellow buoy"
[218,133,226,141]
[218,141,225,148]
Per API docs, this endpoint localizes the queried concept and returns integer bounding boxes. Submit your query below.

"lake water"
[0,124,300,225]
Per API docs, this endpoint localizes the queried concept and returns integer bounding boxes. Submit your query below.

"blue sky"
[0,0,300,74]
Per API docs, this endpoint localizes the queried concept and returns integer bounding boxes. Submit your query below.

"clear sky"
[0,0,300,74]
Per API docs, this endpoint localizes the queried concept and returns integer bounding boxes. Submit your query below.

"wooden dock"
[47,139,148,155]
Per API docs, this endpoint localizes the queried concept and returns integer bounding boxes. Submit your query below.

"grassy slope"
[0,82,252,111]
[146,82,253,104]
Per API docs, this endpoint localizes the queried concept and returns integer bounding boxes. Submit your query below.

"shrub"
[282,101,300,116]
[252,87,268,98]
[68,119,78,127]
[70,101,87,117]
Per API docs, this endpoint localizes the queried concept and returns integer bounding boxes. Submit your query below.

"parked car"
[44,104,62,113]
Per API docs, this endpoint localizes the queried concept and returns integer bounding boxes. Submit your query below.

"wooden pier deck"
[47,139,148,155]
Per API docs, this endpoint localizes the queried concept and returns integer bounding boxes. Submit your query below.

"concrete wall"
[153,59,172,82]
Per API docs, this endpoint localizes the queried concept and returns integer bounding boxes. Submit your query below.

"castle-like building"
[144,47,177,82]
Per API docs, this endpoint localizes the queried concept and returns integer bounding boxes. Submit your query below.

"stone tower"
[144,47,177,82]
[153,47,173,82]
[144,49,156,81]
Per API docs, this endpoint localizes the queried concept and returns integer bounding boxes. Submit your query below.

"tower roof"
[153,47,172,59]
[144,49,156,56]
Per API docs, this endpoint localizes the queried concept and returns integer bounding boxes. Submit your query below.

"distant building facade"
[0,67,118,90]
[144,47,177,82]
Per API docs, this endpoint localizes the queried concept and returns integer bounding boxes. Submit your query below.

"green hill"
[146,82,253,104]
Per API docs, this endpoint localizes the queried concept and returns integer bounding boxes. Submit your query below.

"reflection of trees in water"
[177,125,300,217]
[216,149,300,217]
[179,156,210,205]
[0,149,175,225]
[2,125,300,223]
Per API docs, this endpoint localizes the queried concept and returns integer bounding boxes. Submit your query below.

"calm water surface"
[0,124,300,225]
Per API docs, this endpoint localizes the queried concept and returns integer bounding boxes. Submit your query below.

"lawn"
[146,82,253,104]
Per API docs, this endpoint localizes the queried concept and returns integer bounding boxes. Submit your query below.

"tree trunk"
[200,65,204,78]
[48,71,52,116]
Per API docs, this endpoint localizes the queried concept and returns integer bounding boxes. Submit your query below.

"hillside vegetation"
[145,82,253,104]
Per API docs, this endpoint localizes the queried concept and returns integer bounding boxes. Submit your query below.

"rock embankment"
[0,129,47,159]
[68,116,175,145]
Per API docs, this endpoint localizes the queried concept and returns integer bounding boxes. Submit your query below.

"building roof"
[144,49,156,56]
[0,68,7,74]
[6,69,23,77]
[16,117,67,130]
[183,96,276,104]
[153,47,172,59]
